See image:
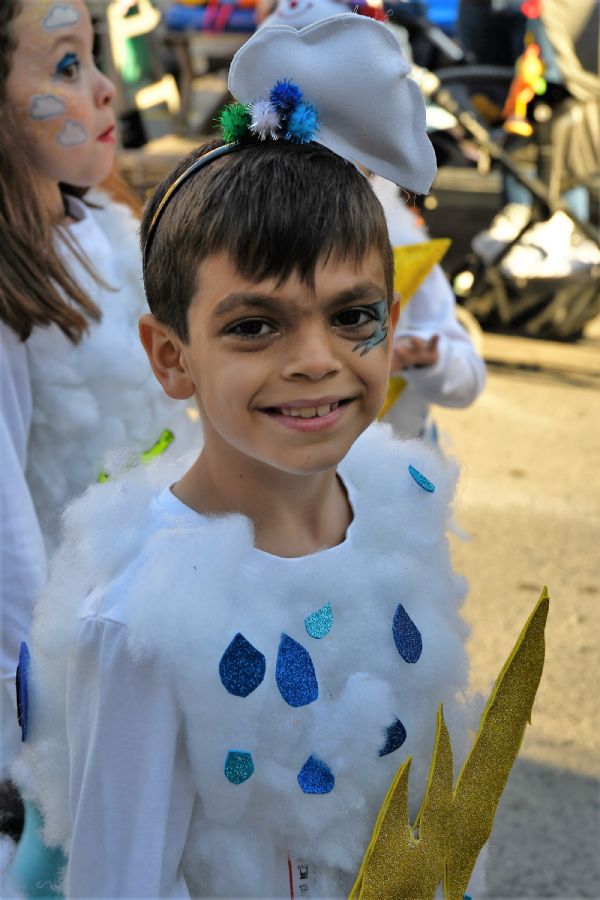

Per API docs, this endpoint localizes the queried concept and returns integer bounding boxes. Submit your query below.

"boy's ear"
[390,293,401,332]
[139,314,195,400]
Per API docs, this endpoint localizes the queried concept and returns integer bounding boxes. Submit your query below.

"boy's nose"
[281,326,343,381]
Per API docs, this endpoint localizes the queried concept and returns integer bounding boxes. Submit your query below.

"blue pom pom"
[286,103,319,144]
[269,79,303,115]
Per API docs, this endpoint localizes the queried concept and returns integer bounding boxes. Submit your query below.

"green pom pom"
[219,102,251,142]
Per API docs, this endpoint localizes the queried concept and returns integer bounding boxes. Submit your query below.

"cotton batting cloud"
[43,3,80,30]
[57,120,87,147]
[29,94,66,120]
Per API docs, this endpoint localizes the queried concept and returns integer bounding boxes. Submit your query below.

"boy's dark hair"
[141,140,394,342]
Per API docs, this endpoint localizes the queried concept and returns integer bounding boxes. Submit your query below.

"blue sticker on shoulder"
[16,641,30,742]
[305,602,333,639]
[408,464,435,493]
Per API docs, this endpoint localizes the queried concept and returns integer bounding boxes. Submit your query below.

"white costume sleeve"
[0,323,46,772]
[395,265,487,408]
[66,617,194,898]
[371,172,486,411]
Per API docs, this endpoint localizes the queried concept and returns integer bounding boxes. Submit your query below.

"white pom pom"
[249,99,280,140]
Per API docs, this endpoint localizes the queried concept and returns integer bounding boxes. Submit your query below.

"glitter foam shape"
[16,641,30,742]
[219,633,266,697]
[392,604,423,663]
[276,633,318,707]
[408,464,435,493]
[304,602,333,639]
[224,750,255,785]
[297,755,335,794]
[378,717,408,757]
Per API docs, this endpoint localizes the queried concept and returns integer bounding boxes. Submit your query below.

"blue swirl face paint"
[353,299,389,356]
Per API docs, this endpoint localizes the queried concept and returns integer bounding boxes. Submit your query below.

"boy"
[19,15,480,898]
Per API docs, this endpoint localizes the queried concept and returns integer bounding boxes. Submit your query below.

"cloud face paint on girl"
[43,3,81,30]
[353,299,389,356]
[6,0,116,200]
[28,94,67,120]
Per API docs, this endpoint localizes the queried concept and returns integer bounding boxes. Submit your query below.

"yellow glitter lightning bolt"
[350,587,549,900]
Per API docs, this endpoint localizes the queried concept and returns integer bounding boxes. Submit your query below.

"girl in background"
[0,1,197,892]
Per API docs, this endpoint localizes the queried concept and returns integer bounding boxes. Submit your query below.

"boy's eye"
[332,305,381,330]
[226,318,277,338]
[56,52,80,81]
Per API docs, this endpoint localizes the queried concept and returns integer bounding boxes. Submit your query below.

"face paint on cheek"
[57,119,88,146]
[28,93,66,120]
[353,299,389,357]
[43,3,80,30]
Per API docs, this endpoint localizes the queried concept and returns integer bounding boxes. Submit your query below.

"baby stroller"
[409,0,600,340]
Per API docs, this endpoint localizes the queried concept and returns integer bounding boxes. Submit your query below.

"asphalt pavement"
[434,328,600,899]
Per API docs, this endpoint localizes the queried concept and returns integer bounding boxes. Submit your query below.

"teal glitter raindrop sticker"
[297,755,335,794]
[304,602,333,639]
[408,464,435,493]
[224,750,255,785]
[276,634,318,707]
[219,633,266,697]
[392,604,423,663]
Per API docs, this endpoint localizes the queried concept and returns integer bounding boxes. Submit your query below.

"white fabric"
[228,14,437,194]
[2,193,199,772]
[20,424,484,897]
[0,323,46,775]
[372,176,487,437]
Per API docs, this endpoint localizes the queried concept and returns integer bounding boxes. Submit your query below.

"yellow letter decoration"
[349,587,549,900]
[379,238,451,421]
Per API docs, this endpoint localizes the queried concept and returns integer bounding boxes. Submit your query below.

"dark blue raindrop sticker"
[219,633,266,697]
[16,641,30,742]
[378,717,407,757]
[276,633,318,707]
[224,750,255,784]
[392,604,423,663]
[297,755,335,794]
[408,464,435,493]
[304,602,333,639]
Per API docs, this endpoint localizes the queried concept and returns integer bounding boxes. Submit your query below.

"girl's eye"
[332,306,380,329]
[226,319,277,339]
[56,53,80,81]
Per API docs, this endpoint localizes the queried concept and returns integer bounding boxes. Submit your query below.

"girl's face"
[6,0,116,194]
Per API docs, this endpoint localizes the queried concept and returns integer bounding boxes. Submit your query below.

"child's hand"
[391,335,439,372]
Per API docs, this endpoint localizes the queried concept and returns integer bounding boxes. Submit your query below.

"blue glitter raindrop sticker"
[408,464,435,493]
[304,602,333,639]
[378,717,407,757]
[224,750,255,785]
[219,633,266,697]
[297,755,335,794]
[16,641,30,742]
[275,634,318,707]
[392,604,423,663]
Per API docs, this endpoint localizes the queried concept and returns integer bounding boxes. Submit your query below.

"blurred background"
[88,2,600,896]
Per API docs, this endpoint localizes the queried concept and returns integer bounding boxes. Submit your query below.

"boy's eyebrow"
[212,281,385,318]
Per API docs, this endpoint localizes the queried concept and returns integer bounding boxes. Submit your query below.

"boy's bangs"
[142,141,394,341]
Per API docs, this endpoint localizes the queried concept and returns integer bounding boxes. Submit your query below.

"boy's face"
[163,248,397,477]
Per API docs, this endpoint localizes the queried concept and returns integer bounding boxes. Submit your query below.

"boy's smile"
[168,249,398,479]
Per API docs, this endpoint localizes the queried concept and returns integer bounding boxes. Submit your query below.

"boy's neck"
[172,447,352,558]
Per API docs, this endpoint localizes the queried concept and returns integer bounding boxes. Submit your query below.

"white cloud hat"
[228,13,436,194]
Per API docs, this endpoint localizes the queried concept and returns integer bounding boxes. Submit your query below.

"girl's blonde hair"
[0,0,140,343]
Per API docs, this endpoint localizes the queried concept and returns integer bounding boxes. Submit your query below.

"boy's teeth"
[278,401,341,418]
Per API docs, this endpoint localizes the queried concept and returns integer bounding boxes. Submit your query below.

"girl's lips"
[97,125,115,143]
[263,402,348,432]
